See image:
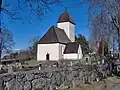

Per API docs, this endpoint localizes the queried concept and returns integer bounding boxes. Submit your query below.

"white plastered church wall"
[59,44,66,60]
[37,43,60,61]
[64,54,78,60]
[63,44,83,60]
[57,22,75,42]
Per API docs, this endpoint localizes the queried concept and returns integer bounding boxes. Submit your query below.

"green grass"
[60,81,106,90]
[24,60,40,66]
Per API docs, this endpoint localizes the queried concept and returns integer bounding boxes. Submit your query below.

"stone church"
[37,11,83,61]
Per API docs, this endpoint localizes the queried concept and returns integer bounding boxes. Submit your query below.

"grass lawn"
[60,81,105,90]
[70,81,105,90]
[24,60,40,66]
[60,76,120,90]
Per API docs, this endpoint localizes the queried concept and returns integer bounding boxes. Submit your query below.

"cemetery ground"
[1,55,120,90]
[60,76,120,90]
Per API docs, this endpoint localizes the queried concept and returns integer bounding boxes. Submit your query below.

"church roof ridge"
[52,26,59,42]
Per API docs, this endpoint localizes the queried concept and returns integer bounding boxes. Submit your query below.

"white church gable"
[37,43,60,61]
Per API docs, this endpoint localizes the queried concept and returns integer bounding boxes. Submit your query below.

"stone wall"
[0,63,111,90]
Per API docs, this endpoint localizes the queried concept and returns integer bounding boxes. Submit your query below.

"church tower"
[57,10,75,42]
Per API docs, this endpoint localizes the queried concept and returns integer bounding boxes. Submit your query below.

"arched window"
[46,53,50,60]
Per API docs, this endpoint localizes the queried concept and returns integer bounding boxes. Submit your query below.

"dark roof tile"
[57,11,75,24]
[38,26,71,44]
[64,42,79,54]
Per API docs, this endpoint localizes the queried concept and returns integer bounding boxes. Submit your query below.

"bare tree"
[87,0,120,51]
[0,27,14,60]
[0,0,61,43]
[28,36,41,59]
[58,0,120,52]
[0,0,61,60]
[1,0,61,22]
[72,0,120,52]
[89,12,118,52]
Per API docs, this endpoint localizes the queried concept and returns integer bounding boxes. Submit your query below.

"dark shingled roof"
[57,11,75,24]
[64,42,79,54]
[38,26,71,44]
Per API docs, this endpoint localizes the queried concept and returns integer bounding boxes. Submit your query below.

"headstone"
[98,61,100,64]
[6,82,9,90]
[39,67,41,70]
[88,77,91,83]
[0,64,2,70]
[8,65,13,73]
[96,78,99,82]
[86,62,88,65]
[70,61,73,66]
[102,59,104,64]
[83,77,85,84]
[49,85,53,90]
[72,79,75,88]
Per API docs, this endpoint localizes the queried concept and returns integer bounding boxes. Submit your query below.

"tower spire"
[57,9,75,42]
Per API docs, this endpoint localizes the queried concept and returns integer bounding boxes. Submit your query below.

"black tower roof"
[57,11,75,24]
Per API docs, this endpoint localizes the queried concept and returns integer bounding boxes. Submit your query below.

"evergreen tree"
[76,34,89,55]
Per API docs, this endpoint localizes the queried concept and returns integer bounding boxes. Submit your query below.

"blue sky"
[2,1,89,50]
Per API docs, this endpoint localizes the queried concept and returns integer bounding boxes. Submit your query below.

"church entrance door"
[46,53,50,60]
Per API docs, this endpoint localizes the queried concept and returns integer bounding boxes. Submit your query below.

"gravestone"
[8,65,13,73]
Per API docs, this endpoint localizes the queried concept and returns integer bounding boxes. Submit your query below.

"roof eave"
[57,21,75,25]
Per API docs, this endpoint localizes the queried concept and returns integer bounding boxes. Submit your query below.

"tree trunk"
[112,16,120,52]
[0,0,2,11]
[0,43,1,61]
[0,0,2,61]
[118,28,120,52]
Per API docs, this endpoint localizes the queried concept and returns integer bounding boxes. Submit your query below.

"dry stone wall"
[0,64,112,90]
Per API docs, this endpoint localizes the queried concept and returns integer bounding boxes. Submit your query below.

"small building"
[37,10,83,61]
[64,42,82,60]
